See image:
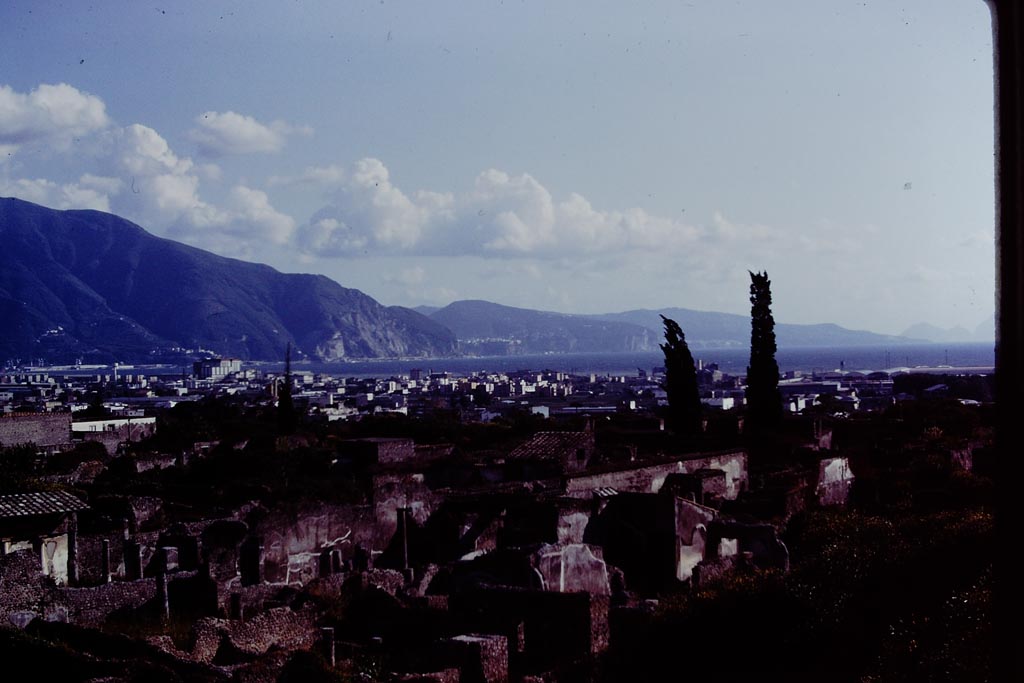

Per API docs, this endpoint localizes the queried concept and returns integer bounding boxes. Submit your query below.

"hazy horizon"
[0,1,995,337]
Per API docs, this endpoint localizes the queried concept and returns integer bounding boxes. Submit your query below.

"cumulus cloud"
[0,83,110,155]
[224,185,296,244]
[0,177,110,212]
[188,110,311,156]
[78,173,124,195]
[0,84,298,258]
[297,158,703,259]
[302,158,451,255]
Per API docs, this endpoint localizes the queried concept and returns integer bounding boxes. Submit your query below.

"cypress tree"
[747,271,782,432]
[660,314,702,435]
[278,342,297,435]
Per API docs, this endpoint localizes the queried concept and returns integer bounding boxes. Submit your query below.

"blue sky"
[0,1,995,336]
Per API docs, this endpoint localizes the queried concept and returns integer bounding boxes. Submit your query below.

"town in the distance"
[0,281,994,681]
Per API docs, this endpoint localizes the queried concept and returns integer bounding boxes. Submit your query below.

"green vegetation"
[278,342,297,436]
[599,400,994,682]
[659,314,702,436]
[0,442,100,494]
[746,270,782,434]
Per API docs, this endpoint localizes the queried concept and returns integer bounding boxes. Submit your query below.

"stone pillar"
[66,512,79,586]
[320,627,336,667]
[229,592,243,621]
[446,634,509,683]
[397,507,410,570]
[509,622,526,657]
[159,546,179,573]
[123,539,143,580]
[101,539,111,583]
[155,572,170,620]
[319,549,333,578]
[353,544,369,572]
[239,536,263,586]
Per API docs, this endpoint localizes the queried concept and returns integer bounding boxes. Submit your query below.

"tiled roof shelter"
[0,491,89,518]
[508,431,593,461]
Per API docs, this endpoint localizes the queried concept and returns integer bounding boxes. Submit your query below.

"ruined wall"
[148,606,318,664]
[0,412,71,448]
[556,506,591,546]
[815,457,855,506]
[373,472,446,544]
[376,438,417,464]
[0,547,156,629]
[447,588,609,670]
[0,549,56,627]
[705,520,789,572]
[76,421,158,455]
[60,579,157,628]
[442,633,509,683]
[77,533,146,585]
[675,498,716,581]
[339,438,416,465]
[40,532,69,584]
[535,544,610,595]
[246,502,377,584]
[565,450,748,500]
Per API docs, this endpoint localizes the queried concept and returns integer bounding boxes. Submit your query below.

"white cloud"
[197,163,223,182]
[224,185,296,245]
[302,216,369,254]
[297,158,704,259]
[160,184,296,256]
[78,173,123,195]
[113,123,194,177]
[188,110,311,156]
[0,86,295,258]
[0,177,110,212]
[0,83,110,155]
[301,158,446,255]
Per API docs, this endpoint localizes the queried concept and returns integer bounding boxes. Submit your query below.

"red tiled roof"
[0,491,89,518]
[507,431,592,461]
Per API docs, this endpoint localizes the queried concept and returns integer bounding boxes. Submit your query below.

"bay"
[265,341,995,379]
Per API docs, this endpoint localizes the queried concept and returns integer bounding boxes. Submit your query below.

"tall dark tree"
[747,270,782,432]
[277,342,297,435]
[660,314,702,435]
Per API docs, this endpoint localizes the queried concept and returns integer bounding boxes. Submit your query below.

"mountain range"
[0,197,455,363]
[2,197,968,364]
[419,301,920,355]
[900,318,994,344]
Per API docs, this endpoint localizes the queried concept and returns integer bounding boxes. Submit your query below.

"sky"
[0,0,995,337]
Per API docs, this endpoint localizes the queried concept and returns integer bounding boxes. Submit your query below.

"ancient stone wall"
[372,473,445,543]
[816,456,855,506]
[447,588,609,670]
[0,412,71,448]
[245,502,377,584]
[675,498,716,581]
[60,579,157,628]
[564,450,748,500]
[0,549,56,627]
